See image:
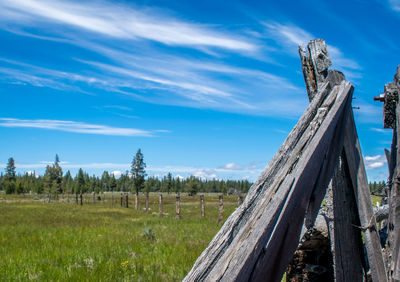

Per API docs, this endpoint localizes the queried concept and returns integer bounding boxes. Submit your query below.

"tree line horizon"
[0,150,253,197]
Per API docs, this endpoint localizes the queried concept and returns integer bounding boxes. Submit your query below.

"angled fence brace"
[184,42,353,282]
[299,39,387,282]
[185,39,387,282]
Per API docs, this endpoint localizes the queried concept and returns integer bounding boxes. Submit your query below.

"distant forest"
[0,154,252,196]
[0,154,385,197]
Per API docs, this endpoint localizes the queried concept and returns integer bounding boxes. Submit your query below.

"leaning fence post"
[159,194,163,216]
[176,195,181,219]
[200,195,205,218]
[218,195,223,225]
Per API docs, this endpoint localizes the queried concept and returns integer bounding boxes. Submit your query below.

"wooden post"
[238,195,243,206]
[327,152,365,281]
[120,193,123,207]
[218,195,223,225]
[344,112,388,281]
[135,193,139,210]
[126,193,129,208]
[67,191,69,203]
[176,195,181,219]
[299,40,369,281]
[145,193,149,213]
[200,195,205,218]
[75,193,78,204]
[80,193,83,206]
[103,192,105,204]
[159,194,163,216]
[93,192,95,204]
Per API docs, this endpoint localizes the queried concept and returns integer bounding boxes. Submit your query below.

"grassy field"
[0,192,383,281]
[0,193,239,281]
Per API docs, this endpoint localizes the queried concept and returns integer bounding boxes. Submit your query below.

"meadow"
[0,193,240,281]
[0,192,383,281]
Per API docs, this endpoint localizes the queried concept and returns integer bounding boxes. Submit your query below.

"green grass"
[371,194,383,207]
[0,193,239,281]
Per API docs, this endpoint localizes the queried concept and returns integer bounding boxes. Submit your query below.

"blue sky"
[0,0,398,181]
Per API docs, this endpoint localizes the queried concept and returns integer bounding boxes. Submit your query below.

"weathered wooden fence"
[374,65,400,281]
[184,39,388,281]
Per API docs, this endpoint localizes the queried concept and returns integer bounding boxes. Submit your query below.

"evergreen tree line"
[369,180,386,195]
[0,153,252,197]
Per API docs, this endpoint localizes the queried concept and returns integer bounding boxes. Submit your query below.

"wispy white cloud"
[389,0,400,11]
[262,21,361,79]
[371,127,392,133]
[263,22,313,48]
[364,154,387,170]
[0,0,256,52]
[0,118,162,137]
[221,163,242,170]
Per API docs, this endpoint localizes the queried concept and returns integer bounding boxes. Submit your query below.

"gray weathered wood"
[330,152,365,281]
[299,39,331,101]
[176,195,181,219]
[344,110,388,281]
[184,80,352,282]
[375,205,389,223]
[250,82,352,282]
[389,101,400,280]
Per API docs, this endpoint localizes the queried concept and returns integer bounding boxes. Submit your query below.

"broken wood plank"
[299,39,331,101]
[184,80,352,282]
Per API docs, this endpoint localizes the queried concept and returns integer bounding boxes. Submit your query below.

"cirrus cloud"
[0,118,164,137]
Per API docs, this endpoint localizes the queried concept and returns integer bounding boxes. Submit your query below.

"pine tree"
[166,172,172,194]
[53,154,63,196]
[109,175,117,192]
[131,149,146,196]
[76,168,85,195]
[5,157,16,194]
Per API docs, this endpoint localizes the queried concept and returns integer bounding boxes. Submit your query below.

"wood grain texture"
[344,111,388,281]
[184,81,352,282]
[330,152,365,281]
